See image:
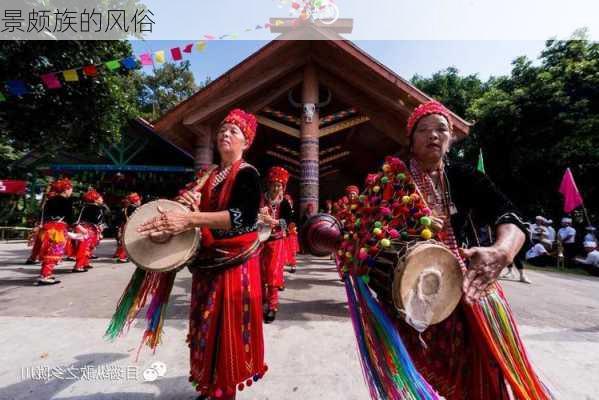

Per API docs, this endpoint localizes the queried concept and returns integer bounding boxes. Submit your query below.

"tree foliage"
[412,31,599,220]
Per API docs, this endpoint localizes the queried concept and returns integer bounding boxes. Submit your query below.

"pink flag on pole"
[559,168,584,213]
[139,53,153,66]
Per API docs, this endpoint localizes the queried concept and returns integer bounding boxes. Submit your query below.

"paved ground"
[1,239,598,399]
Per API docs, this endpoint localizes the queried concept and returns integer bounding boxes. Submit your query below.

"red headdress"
[266,166,289,186]
[82,189,102,204]
[406,100,452,137]
[345,185,360,196]
[126,192,142,204]
[221,108,258,147]
[50,178,72,195]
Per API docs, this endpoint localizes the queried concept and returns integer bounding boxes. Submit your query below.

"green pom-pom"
[362,275,370,284]
[396,173,406,181]
[374,221,382,228]
[401,231,409,240]
[381,176,389,184]
[420,216,432,227]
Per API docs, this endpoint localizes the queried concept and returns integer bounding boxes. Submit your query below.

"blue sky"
[130,39,546,84]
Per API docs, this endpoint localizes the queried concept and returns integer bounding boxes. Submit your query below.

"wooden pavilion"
[153,19,471,216]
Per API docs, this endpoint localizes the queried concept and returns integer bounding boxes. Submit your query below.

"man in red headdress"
[259,166,294,323]
[113,192,142,263]
[72,188,106,272]
[35,178,74,285]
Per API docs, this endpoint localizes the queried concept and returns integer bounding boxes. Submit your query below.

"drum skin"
[123,199,200,272]
[370,241,463,326]
[300,213,342,257]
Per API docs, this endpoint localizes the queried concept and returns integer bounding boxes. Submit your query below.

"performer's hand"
[459,246,511,304]
[137,206,195,237]
[430,216,445,232]
[177,191,201,211]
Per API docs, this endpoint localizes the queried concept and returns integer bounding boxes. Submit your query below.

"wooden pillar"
[299,63,319,218]
[193,125,214,171]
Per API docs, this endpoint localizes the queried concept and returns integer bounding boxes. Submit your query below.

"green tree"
[136,61,199,120]
[469,29,599,218]
[0,40,141,168]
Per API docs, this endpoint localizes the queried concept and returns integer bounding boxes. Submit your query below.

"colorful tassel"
[470,286,553,400]
[344,275,441,400]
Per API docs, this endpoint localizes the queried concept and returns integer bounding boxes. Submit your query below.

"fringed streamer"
[104,268,148,340]
[471,287,553,400]
[105,268,178,358]
[344,274,441,400]
[139,271,178,352]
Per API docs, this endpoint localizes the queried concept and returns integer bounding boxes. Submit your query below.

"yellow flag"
[63,69,79,82]
[196,41,206,52]
[155,50,165,63]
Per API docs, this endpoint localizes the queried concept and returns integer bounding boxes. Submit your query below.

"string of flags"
[0,18,295,103]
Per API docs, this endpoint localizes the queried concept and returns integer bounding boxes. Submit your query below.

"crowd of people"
[501,215,599,281]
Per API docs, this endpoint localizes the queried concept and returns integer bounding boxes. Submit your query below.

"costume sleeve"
[227,167,261,230]
[451,163,528,238]
[276,199,293,231]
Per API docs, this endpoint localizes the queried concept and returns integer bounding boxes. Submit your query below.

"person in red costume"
[137,109,266,400]
[35,178,74,285]
[113,192,142,263]
[72,189,106,272]
[259,166,294,323]
[282,194,299,273]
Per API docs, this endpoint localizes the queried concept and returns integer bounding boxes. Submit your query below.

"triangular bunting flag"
[255,24,263,29]
[6,80,28,96]
[204,34,215,40]
[105,60,121,71]
[41,73,62,89]
[155,50,165,63]
[170,47,182,61]
[196,41,207,52]
[121,57,138,70]
[140,53,153,65]
[83,65,98,77]
[63,69,79,82]
[183,43,193,53]
[559,168,584,213]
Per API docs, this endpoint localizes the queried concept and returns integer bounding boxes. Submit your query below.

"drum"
[300,213,342,257]
[368,240,463,330]
[123,200,201,272]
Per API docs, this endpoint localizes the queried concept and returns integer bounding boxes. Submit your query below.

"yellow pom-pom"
[373,228,382,235]
[351,204,358,210]
[402,196,411,205]
[421,228,432,240]
[381,238,391,247]
[373,186,381,193]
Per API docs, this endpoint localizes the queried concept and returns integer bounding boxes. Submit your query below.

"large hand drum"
[369,241,463,330]
[123,200,200,272]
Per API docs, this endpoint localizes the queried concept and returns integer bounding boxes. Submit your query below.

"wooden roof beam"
[257,116,300,138]
[319,116,370,138]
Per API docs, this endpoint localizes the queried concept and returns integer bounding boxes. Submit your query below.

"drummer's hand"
[459,246,511,304]
[430,216,445,232]
[177,191,201,211]
[137,207,195,237]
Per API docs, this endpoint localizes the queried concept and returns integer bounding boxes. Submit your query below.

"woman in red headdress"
[72,189,106,272]
[137,109,266,400]
[283,194,299,273]
[371,101,550,399]
[113,192,142,263]
[36,178,74,285]
[259,166,294,323]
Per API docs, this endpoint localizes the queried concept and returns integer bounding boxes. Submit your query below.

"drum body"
[124,200,200,272]
[368,240,463,329]
[300,213,342,257]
